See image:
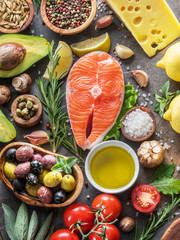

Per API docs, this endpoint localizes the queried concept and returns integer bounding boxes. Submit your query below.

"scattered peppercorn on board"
[0,0,180,239]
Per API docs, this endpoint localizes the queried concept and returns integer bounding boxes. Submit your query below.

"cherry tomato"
[63,203,94,234]
[131,185,160,213]
[50,229,80,240]
[89,224,120,240]
[92,194,121,222]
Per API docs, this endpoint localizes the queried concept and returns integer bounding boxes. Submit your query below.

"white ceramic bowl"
[85,140,139,194]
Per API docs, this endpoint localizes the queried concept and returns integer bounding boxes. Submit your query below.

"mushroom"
[12,73,32,93]
[0,85,11,104]
[119,217,135,232]
[137,140,164,168]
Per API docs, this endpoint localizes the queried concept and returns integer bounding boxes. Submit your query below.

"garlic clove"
[153,145,162,153]
[129,70,148,87]
[140,141,151,149]
[24,130,49,145]
[95,15,113,30]
[115,44,134,59]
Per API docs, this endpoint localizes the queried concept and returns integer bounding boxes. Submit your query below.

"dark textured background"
[0,0,180,239]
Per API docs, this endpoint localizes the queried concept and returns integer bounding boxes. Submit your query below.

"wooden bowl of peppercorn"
[11,94,43,128]
[40,0,97,35]
[0,0,34,34]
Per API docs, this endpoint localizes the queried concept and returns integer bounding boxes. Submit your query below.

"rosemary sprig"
[36,41,84,162]
[32,0,42,13]
[132,197,180,240]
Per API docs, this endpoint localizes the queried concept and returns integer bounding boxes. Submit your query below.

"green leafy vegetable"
[51,156,77,174]
[2,203,16,240]
[132,197,180,240]
[35,212,53,240]
[104,84,137,141]
[14,204,28,240]
[150,177,180,195]
[45,226,54,240]
[27,211,38,240]
[152,163,175,181]
[154,81,180,117]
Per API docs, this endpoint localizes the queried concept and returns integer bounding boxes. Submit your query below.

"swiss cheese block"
[105,0,180,57]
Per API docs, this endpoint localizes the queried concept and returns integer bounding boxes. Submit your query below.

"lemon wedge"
[71,32,111,57]
[43,41,73,80]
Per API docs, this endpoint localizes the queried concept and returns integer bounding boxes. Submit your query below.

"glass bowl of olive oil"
[85,141,139,194]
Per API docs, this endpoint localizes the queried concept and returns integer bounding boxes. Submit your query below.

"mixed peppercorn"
[46,0,92,29]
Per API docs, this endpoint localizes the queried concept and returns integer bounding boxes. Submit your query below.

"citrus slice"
[71,32,111,57]
[43,41,73,80]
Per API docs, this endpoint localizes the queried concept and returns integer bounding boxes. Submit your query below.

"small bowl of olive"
[11,94,43,127]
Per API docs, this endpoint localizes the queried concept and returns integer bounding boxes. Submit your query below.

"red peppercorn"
[127,34,131,38]
[46,123,50,128]
[117,27,121,31]
[76,7,79,10]
[77,23,80,27]
[48,18,52,21]
[55,20,59,24]
[63,8,66,11]
[59,6,63,10]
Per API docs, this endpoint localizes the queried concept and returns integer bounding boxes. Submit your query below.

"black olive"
[54,190,67,204]
[26,173,39,186]
[5,148,17,162]
[13,178,26,192]
[30,160,43,175]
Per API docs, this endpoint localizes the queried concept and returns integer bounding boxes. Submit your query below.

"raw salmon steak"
[66,51,124,150]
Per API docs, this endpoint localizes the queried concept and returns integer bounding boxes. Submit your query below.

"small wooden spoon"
[11,94,43,127]
[161,218,180,240]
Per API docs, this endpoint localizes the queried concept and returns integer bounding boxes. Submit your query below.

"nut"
[119,217,135,232]
[0,85,10,104]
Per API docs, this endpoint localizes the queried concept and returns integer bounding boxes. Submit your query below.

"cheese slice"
[105,0,180,57]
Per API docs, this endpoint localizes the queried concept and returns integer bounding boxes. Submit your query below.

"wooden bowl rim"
[0,0,34,34]
[11,94,43,127]
[40,0,97,35]
[0,142,84,208]
[121,106,156,142]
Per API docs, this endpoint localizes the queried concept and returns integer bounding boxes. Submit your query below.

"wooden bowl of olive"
[11,94,43,127]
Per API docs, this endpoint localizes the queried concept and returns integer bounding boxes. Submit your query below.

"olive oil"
[90,146,135,189]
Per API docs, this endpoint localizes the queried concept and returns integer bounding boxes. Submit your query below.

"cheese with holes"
[105,0,180,57]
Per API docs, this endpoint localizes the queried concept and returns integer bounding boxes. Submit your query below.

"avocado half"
[0,109,16,142]
[0,34,50,78]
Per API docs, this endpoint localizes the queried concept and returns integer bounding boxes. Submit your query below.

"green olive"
[38,169,49,184]
[61,175,76,192]
[4,162,16,181]
[26,183,42,197]
[43,171,62,188]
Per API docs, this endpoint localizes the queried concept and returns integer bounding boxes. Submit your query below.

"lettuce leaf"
[104,84,137,141]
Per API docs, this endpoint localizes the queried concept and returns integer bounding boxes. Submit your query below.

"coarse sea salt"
[123,109,153,138]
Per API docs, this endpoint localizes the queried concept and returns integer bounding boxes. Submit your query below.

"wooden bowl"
[121,106,156,142]
[0,0,34,34]
[0,142,84,208]
[41,0,97,35]
[11,94,43,128]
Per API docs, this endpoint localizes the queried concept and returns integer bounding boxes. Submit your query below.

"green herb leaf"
[14,203,28,240]
[45,226,54,240]
[2,203,16,240]
[51,156,77,174]
[27,211,38,240]
[35,212,53,240]
[150,177,180,195]
[152,163,175,181]
[104,84,137,141]
[161,81,170,98]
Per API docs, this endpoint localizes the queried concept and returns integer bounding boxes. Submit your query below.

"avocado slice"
[0,34,50,78]
[0,109,16,142]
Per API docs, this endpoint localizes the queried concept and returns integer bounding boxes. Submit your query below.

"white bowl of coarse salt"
[121,106,156,142]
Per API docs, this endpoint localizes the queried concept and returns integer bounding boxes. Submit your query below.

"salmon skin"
[66,51,124,150]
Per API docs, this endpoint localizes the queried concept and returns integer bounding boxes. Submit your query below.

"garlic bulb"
[115,44,134,59]
[137,140,164,168]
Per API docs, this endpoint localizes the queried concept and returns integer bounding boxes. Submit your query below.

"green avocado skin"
[0,34,50,78]
[0,110,16,142]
